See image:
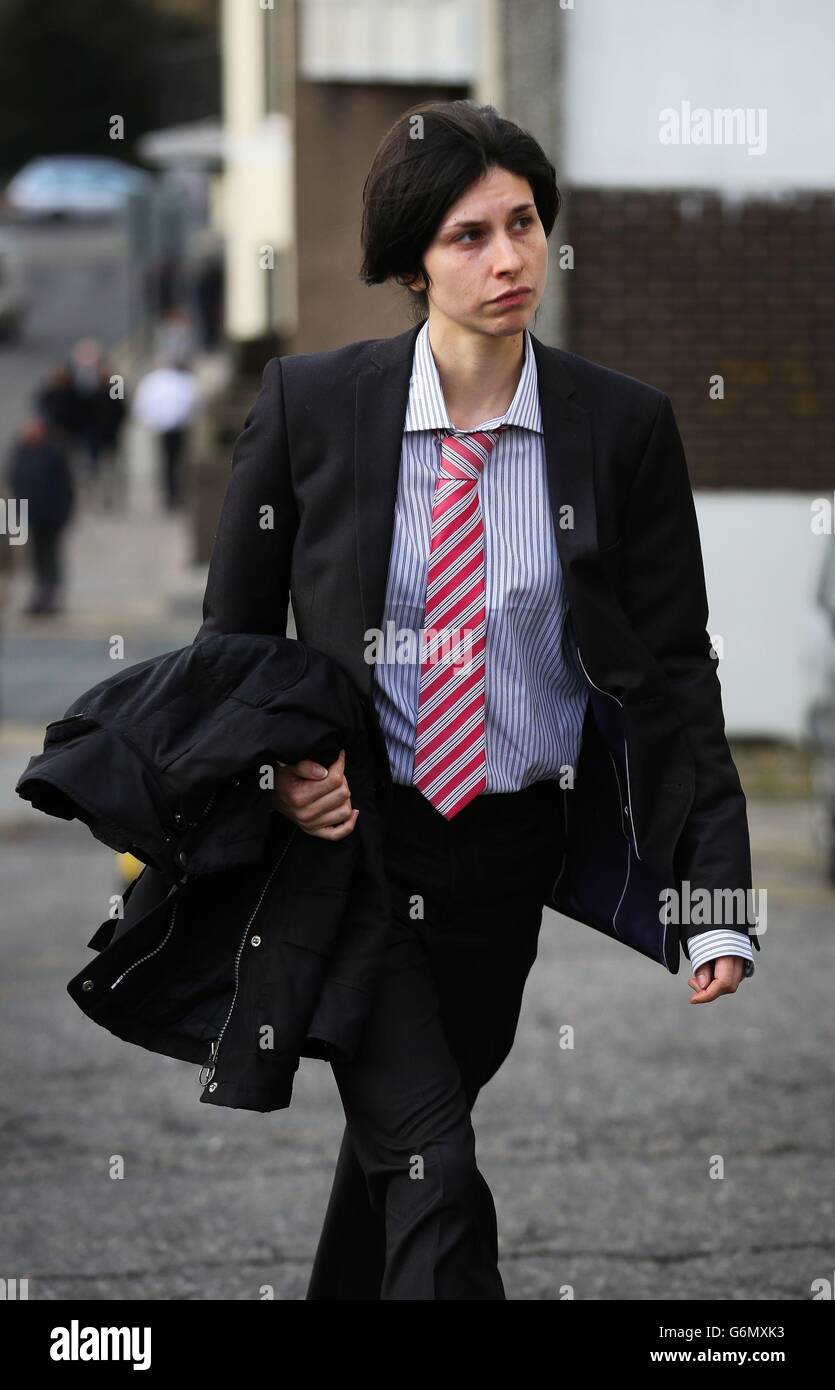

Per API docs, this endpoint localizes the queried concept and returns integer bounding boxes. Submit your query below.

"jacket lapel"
[352,322,598,669]
[528,333,598,575]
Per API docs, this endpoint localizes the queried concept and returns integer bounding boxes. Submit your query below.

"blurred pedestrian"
[39,346,128,510]
[154,306,197,364]
[6,415,75,617]
[34,362,78,441]
[0,498,14,722]
[89,357,128,510]
[131,355,201,510]
[195,252,224,350]
[0,513,13,613]
[67,337,105,485]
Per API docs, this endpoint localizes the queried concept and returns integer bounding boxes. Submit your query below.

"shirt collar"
[403,319,543,435]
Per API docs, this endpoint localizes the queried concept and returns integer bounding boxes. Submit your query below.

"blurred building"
[148,0,221,128]
[215,0,486,354]
[558,0,835,741]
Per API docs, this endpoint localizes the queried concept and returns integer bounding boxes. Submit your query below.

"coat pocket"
[252,890,348,1055]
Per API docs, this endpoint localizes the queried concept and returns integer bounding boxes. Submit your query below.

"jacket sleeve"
[619,391,760,956]
[194,356,298,640]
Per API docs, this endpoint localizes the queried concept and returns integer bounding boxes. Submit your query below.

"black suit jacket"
[195,321,760,974]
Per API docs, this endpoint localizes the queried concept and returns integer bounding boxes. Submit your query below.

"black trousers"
[31,525,62,590]
[27,524,65,612]
[159,428,186,509]
[306,775,564,1300]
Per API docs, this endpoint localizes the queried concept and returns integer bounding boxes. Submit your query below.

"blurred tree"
[0,0,217,177]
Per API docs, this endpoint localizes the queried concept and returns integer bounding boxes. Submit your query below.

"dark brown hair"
[360,99,561,321]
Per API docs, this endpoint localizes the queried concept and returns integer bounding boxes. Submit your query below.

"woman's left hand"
[687,956,746,1004]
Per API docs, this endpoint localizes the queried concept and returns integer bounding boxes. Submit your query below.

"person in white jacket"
[132,355,202,510]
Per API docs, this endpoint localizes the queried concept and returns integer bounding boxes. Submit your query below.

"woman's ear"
[397,271,426,293]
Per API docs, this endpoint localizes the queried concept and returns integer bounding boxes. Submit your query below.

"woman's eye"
[455,216,533,244]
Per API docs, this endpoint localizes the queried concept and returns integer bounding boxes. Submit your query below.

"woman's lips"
[490,288,531,305]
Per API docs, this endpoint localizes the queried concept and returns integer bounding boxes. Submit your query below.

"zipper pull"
[199,1040,218,1087]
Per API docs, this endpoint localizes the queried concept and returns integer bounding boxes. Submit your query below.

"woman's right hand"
[273,747,359,839]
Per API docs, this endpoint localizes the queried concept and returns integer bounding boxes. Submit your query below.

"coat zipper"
[199,824,298,1089]
[575,643,642,861]
[105,783,238,1000]
[110,891,180,989]
[108,787,220,993]
[194,787,218,824]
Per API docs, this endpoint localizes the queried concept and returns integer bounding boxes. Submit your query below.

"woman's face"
[408,165,548,339]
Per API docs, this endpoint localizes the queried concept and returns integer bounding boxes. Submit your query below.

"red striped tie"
[412,426,505,819]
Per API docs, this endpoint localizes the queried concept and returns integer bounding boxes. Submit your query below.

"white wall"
[563,1,835,739]
[564,0,835,191]
[298,0,477,83]
[695,493,834,738]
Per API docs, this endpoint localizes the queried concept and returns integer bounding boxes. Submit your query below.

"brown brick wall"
[564,189,835,490]
[293,81,467,354]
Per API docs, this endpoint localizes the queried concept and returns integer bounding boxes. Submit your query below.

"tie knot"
[436,426,505,482]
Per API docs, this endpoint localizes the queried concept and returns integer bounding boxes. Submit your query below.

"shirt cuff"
[686,929,755,980]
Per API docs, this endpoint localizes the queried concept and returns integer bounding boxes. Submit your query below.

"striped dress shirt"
[370,321,754,979]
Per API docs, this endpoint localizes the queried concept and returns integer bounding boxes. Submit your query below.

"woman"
[198,100,756,1300]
